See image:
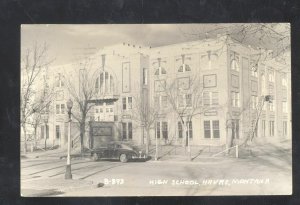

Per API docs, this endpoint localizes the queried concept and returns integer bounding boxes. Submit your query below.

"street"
[21,147,292,196]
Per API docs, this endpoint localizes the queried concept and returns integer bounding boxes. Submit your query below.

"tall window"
[269,121,275,137]
[178,122,183,138]
[212,120,220,139]
[250,60,258,77]
[55,73,64,87]
[128,122,132,139]
[204,121,211,138]
[231,92,240,107]
[41,125,45,139]
[230,51,240,71]
[203,92,218,106]
[156,122,161,139]
[283,121,288,136]
[56,125,60,139]
[201,51,218,70]
[61,104,65,114]
[204,120,220,139]
[122,97,127,110]
[178,121,193,139]
[268,68,275,82]
[128,97,132,109]
[143,68,148,85]
[122,123,127,140]
[162,122,168,139]
[178,94,192,107]
[96,71,114,94]
[186,94,192,107]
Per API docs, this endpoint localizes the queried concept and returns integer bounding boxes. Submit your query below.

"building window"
[230,51,240,71]
[282,101,288,113]
[212,120,220,139]
[203,92,218,106]
[128,97,132,109]
[96,71,114,94]
[122,123,127,140]
[110,108,113,112]
[269,121,275,137]
[262,120,266,137]
[178,64,191,72]
[251,95,258,109]
[156,122,161,139]
[41,125,45,139]
[162,122,168,139]
[268,68,275,82]
[250,60,258,77]
[231,92,240,107]
[56,125,60,139]
[128,122,132,139]
[143,68,148,85]
[96,109,99,113]
[186,94,192,107]
[61,104,65,114]
[201,51,218,70]
[204,121,211,138]
[122,97,127,110]
[155,67,167,75]
[178,122,183,138]
[100,108,103,113]
[178,94,192,108]
[204,120,220,139]
[55,73,64,87]
[283,121,288,136]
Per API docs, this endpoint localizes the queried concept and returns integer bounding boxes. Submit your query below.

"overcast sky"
[21,24,289,66]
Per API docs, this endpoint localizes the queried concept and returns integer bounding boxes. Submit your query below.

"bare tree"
[178,23,290,66]
[65,59,97,153]
[21,43,53,153]
[131,90,161,156]
[160,74,219,160]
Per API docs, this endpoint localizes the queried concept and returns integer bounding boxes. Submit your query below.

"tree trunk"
[33,126,37,148]
[155,129,158,161]
[226,126,233,154]
[22,124,27,154]
[80,122,85,154]
[145,128,150,155]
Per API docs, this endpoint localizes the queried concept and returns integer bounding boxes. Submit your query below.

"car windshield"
[120,143,133,150]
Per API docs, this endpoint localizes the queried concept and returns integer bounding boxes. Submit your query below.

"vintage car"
[90,141,147,162]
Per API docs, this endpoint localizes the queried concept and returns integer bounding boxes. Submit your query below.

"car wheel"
[92,153,99,161]
[119,154,128,163]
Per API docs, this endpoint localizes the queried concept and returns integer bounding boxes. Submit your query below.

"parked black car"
[90,141,147,162]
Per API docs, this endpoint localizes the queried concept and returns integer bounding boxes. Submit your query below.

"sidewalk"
[21,178,102,197]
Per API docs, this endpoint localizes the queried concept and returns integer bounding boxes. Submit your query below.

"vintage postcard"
[20,24,291,196]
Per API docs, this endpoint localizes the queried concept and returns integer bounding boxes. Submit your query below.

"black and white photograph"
[20,24,291,196]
